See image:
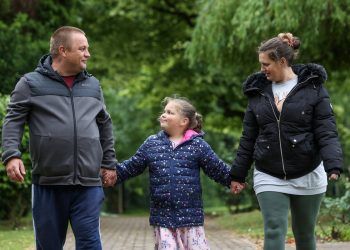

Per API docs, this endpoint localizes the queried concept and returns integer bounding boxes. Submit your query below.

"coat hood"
[34,54,90,82]
[243,63,327,96]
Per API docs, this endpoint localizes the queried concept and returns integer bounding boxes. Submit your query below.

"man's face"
[64,32,90,74]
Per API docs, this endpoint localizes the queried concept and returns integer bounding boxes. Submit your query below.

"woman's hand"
[328,173,339,181]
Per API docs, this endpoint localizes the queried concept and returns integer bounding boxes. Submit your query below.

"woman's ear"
[280,57,287,66]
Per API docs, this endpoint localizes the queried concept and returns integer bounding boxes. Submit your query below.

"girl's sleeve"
[198,139,232,188]
[115,138,149,183]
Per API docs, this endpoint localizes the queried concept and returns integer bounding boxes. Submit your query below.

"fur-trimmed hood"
[243,63,327,96]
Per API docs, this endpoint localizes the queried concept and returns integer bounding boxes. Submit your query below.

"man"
[2,26,117,249]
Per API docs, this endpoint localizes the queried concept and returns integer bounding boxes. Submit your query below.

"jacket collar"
[158,130,204,141]
[243,63,327,96]
[34,54,91,82]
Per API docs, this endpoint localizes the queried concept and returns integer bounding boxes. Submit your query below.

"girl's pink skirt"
[154,226,210,250]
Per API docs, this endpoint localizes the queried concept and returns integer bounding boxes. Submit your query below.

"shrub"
[319,179,350,240]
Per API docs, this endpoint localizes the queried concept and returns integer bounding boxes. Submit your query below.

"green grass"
[211,209,296,240]
[209,208,350,242]
[211,209,267,239]
[0,216,34,250]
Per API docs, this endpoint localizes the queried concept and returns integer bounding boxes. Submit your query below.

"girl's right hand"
[230,181,246,194]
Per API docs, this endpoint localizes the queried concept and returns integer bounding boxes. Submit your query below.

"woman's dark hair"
[258,32,301,65]
[162,96,203,132]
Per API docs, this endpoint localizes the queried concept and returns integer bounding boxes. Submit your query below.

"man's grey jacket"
[1,54,117,186]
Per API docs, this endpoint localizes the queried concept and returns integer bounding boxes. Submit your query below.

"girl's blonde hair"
[162,96,202,133]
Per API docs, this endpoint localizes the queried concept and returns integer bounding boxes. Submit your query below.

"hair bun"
[278,32,300,49]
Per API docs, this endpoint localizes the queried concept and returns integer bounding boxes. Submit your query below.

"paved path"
[64,215,256,249]
[63,215,350,250]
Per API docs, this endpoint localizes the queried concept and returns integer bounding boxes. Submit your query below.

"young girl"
[114,96,234,250]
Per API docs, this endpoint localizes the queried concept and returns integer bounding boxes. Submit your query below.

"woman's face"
[259,52,284,83]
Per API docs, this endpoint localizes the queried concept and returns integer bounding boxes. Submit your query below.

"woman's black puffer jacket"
[231,63,343,182]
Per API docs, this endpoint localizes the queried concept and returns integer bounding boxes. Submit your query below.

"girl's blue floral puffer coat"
[116,130,231,228]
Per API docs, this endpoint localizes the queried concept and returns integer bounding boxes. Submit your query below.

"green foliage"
[0,0,85,94]
[319,180,350,240]
[187,0,350,76]
[1,0,350,218]
[187,0,350,211]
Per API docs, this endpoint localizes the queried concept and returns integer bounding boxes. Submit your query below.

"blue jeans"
[32,184,104,250]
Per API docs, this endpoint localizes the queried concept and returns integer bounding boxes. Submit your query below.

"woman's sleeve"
[230,103,259,182]
[313,85,343,174]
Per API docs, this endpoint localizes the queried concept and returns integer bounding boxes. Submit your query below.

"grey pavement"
[63,215,350,250]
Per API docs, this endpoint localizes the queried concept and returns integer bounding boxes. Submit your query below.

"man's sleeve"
[1,77,31,165]
[96,86,117,169]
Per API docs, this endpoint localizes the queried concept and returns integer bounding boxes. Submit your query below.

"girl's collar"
[181,129,199,143]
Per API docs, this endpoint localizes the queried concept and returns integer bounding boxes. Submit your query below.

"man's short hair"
[50,26,85,58]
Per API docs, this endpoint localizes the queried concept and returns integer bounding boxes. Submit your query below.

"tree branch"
[151,0,197,27]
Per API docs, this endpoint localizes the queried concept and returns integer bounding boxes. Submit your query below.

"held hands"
[100,168,117,187]
[6,158,26,182]
[230,181,246,194]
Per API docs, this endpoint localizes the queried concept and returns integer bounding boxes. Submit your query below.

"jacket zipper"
[167,135,197,226]
[261,75,317,179]
[57,75,79,184]
[264,95,287,179]
[70,88,78,183]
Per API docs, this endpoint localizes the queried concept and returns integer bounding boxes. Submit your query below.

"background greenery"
[0,0,349,240]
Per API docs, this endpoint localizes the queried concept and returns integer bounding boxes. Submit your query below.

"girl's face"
[259,52,285,83]
[159,102,188,134]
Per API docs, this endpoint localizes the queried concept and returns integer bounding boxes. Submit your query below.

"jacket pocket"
[77,137,103,178]
[253,139,279,161]
[30,135,74,176]
[288,133,313,154]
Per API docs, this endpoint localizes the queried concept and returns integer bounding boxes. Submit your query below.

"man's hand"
[6,158,26,182]
[100,168,117,187]
[230,181,246,194]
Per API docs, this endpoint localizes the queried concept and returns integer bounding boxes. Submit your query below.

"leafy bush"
[319,179,350,240]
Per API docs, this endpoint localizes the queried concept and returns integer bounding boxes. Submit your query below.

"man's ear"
[58,45,67,57]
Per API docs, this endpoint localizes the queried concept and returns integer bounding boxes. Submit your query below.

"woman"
[230,33,343,250]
